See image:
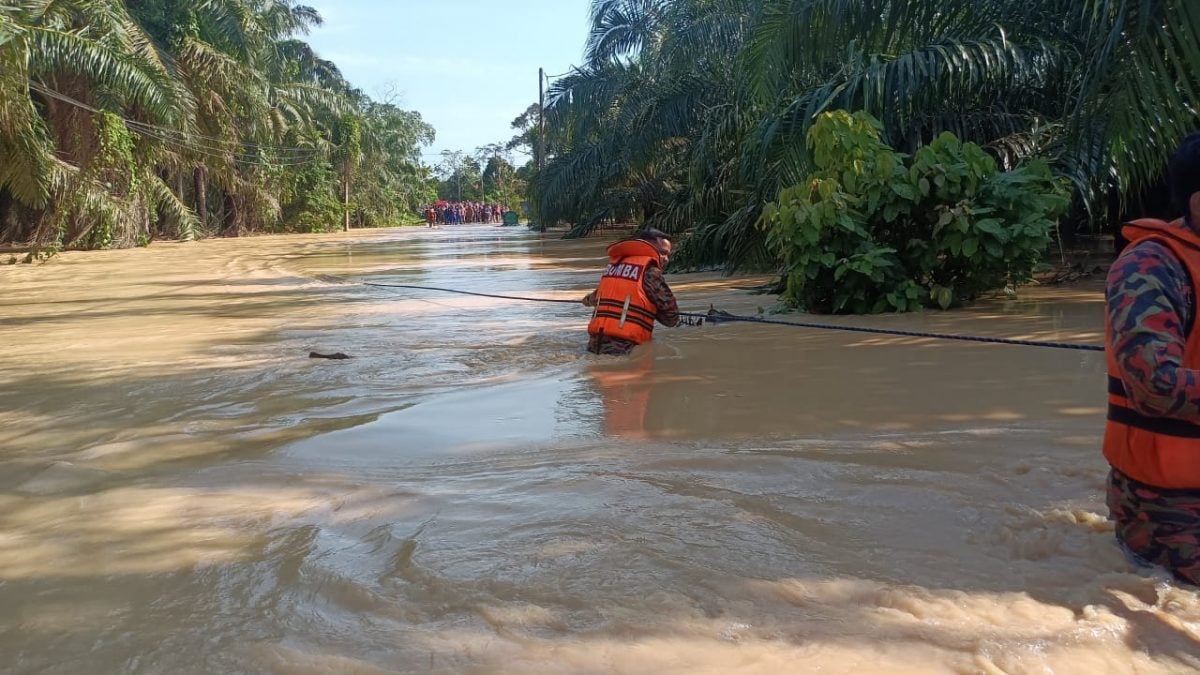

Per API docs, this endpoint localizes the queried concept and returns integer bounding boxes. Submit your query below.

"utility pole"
[537,67,546,173]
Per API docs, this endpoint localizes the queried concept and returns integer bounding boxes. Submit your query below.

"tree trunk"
[223,193,238,236]
[343,162,351,232]
[193,167,208,229]
[0,188,15,243]
[641,202,655,223]
[154,169,170,239]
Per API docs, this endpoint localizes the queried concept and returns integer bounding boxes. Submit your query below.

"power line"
[114,122,320,166]
[29,84,325,167]
[139,129,322,167]
[32,84,321,157]
[122,118,320,159]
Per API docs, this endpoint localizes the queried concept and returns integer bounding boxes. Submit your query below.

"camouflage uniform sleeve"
[1107,240,1200,419]
[642,265,680,328]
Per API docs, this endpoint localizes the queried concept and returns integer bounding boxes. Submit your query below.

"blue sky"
[305,1,592,167]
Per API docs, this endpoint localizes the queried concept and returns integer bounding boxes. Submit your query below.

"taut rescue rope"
[359,282,1103,352]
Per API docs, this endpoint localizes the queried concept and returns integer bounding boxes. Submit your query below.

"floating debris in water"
[309,351,351,360]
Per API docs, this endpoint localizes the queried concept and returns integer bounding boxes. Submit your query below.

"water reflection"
[586,348,659,440]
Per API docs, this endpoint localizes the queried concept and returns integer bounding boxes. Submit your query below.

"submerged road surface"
[1,225,1197,673]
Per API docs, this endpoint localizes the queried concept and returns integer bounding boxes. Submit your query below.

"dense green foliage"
[535,0,1200,274]
[0,0,434,251]
[764,111,1070,313]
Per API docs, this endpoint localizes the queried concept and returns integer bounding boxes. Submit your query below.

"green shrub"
[762,111,1070,313]
[281,165,342,233]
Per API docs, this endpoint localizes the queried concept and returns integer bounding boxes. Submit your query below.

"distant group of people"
[423,202,508,227]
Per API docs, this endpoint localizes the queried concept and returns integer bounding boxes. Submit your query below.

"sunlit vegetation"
[0,0,435,254]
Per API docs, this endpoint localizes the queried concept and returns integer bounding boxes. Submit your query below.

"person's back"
[582,229,680,355]
[1105,132,1200,585]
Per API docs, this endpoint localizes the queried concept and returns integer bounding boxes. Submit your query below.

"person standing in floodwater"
[582,228,680,355]
[1105,132,1200,585]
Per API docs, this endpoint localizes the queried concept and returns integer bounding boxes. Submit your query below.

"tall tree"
[535,0,1200,269]
[0,0,437,250]
[1,0,191,249]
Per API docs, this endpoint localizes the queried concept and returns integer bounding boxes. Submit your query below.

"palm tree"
[0,1,56,236]
[352,98,434,224]
[132,0,345,237]
[533,0,759,242]
[536,0,1200,269]
[0,0,437,250]
[0,0,191,248]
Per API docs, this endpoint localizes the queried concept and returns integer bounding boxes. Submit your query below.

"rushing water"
[1,225,1198,674]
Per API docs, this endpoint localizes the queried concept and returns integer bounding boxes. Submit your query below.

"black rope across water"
[360,281,1104,353]
[363,282,581,305]
[701,313,1104,352]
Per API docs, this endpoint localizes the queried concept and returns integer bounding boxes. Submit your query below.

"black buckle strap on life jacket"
[594,309,654,332]
[597,298,656,321]
[1109,375,1127,397]
[1106,375,1200,437]
[1107,402,1200,439]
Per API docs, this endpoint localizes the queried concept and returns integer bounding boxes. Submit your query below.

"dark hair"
[1169,132,1200,217]
[635,227,671,245]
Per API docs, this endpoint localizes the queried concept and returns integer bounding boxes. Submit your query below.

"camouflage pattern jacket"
[1106,226,1200,584]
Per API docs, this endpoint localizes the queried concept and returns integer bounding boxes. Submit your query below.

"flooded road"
[1,225,1198,673]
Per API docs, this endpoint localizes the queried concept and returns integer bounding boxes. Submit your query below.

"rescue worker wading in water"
[582,228,680,355]
[1105,132,1200,585]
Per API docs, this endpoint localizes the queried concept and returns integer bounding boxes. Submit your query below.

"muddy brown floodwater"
[1,225,1198,674]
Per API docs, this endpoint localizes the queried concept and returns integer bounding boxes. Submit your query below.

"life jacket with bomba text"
[587,239,663,345]
[1104,218,1200,488]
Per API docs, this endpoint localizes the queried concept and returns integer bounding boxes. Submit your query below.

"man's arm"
[643,265,679,327]
[1108,240,1200,418]
[582,290,598,307]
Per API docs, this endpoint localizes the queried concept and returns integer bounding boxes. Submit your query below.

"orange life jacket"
[1104,218,1200,489]
[587,239,663,345]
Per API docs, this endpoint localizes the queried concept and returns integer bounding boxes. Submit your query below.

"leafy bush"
[762,111,1070,313]
[281,165,343,233]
